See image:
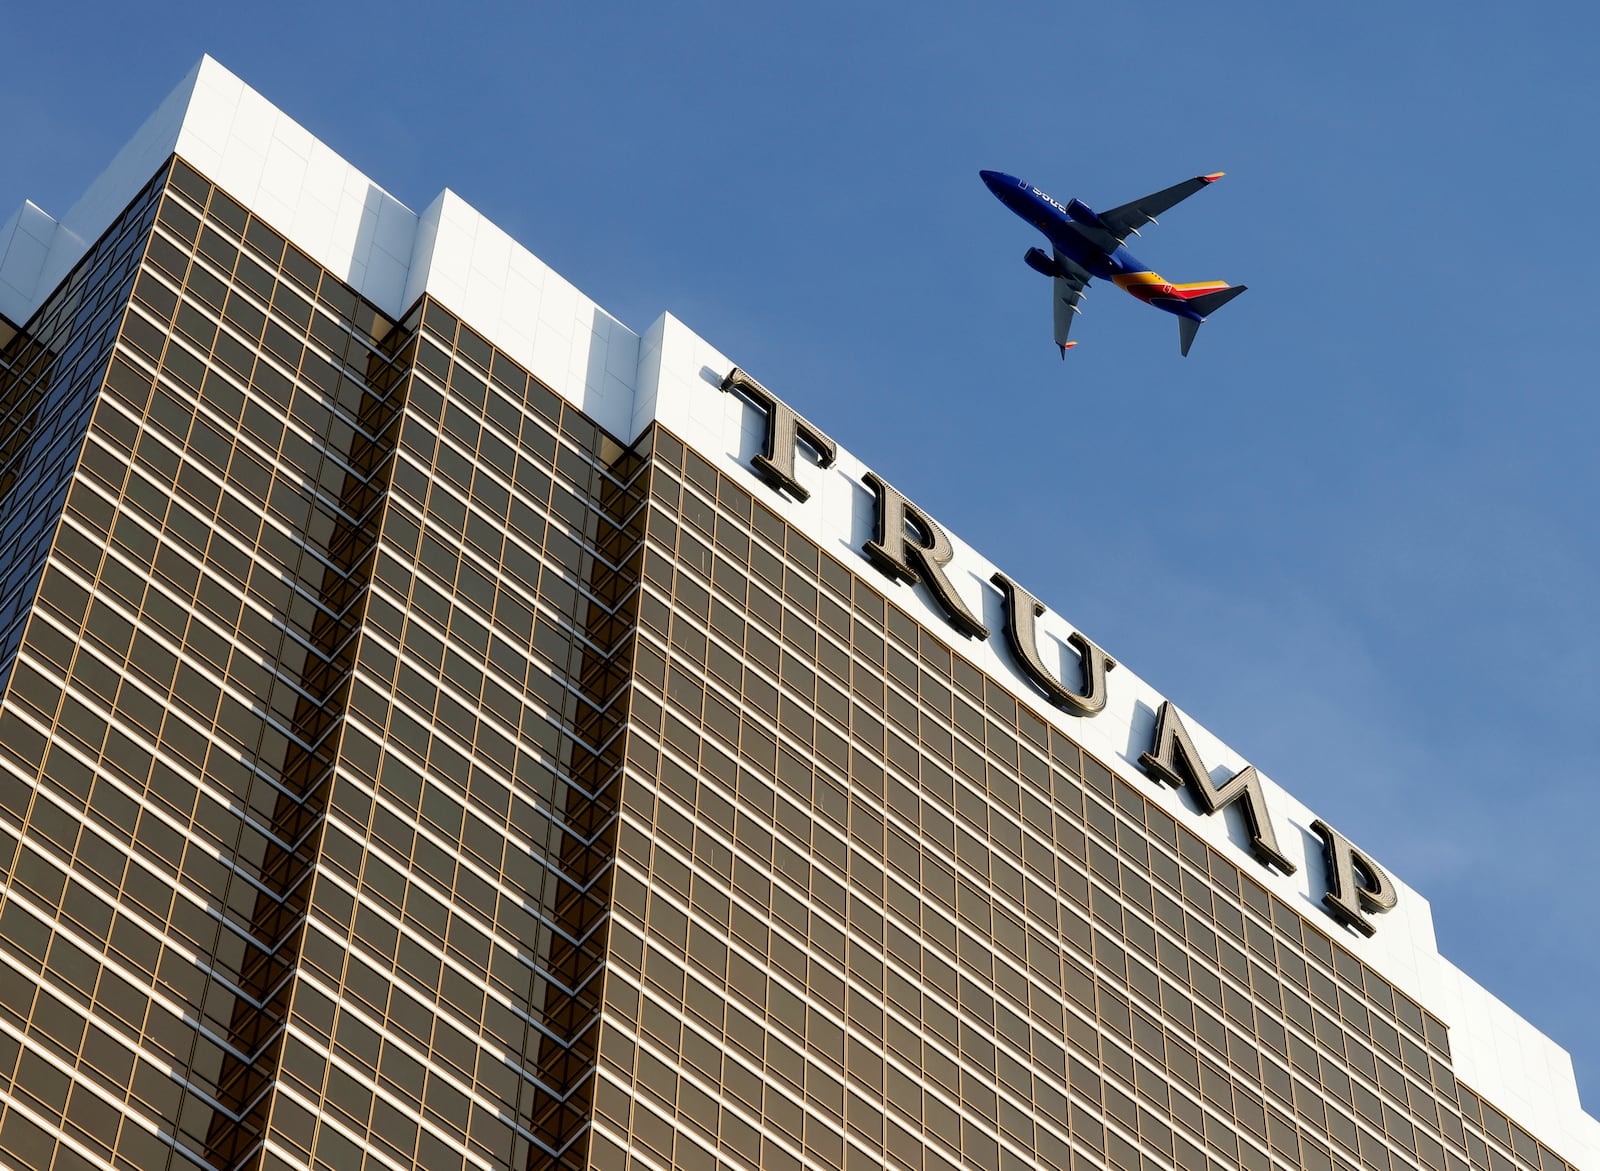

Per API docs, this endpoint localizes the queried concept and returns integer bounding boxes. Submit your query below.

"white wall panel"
[0,203,58,325]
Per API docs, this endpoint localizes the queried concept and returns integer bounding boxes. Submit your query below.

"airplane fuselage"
[980,170,1207,322]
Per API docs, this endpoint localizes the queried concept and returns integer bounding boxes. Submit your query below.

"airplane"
[979,169,1246,357]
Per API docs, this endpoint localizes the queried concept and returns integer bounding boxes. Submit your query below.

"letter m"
[1138,702,1296,875]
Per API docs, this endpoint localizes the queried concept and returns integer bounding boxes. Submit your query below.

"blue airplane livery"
[980,169,1246,357]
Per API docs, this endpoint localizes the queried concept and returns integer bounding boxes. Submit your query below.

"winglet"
[1058,341,1079,359]
[1202,171,1226,182]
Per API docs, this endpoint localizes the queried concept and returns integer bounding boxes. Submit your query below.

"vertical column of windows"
[596,425,1574,1171]
[196,212,411,1171]
[128,163,402,1171]
[597,439,870,1171]
[0,156,406,1171]
[276,301,649,1171]
[524,418,649,1171]
[0,164,193,1171]
[0,169,167,697]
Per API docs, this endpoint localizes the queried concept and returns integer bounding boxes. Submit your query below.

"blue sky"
[8,0,1598,1116]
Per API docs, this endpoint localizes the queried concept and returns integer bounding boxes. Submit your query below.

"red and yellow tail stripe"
[1170,280,1230,298]
[1113,271,1230,303]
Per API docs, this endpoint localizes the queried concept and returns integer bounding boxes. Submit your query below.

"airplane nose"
[980,170,1019,199]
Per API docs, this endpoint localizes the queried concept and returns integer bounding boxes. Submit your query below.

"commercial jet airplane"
[980,169,1246,357]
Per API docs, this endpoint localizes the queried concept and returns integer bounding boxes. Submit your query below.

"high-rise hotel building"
[0,58,1592,1171]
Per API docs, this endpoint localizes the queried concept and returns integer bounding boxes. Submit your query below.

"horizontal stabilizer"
[1184,283,1247,318]
[1176,284,1246,356]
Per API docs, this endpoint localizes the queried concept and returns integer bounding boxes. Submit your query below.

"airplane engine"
[1023,247,1060,278]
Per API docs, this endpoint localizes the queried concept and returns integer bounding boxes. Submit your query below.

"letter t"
[720,367,837,501]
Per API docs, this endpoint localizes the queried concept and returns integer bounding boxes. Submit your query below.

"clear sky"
[7,0,1597,1118]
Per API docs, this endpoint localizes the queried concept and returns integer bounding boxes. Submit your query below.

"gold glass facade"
[0,154,1582,1171]
[587,437,1578,1171]
[0,159,645,1171]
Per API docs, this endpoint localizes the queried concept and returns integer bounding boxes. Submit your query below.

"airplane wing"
[1099,172,1225,242]
[1052,248,1091,353]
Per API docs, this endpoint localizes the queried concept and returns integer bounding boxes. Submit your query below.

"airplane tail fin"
[1174,283,1247,356]
[1178,319,1201,358]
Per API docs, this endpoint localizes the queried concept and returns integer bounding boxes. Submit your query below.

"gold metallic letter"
[1138,702,1296,874]
[861,473,987,640]
[720,367,837,501]
[1310,820,1397,936]
[990,571,1114,716]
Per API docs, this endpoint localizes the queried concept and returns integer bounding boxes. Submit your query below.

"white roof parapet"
[0,56,643,439]
[0,201,60,324]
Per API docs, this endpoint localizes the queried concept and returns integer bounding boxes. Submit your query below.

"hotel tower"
[0,58,1593,1171]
